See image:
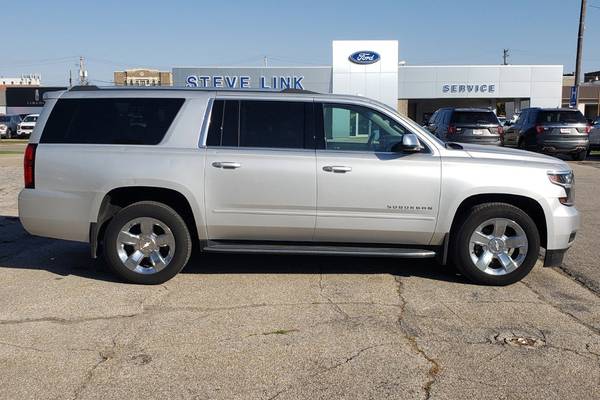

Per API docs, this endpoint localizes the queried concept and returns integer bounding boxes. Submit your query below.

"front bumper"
[16,129,32,136]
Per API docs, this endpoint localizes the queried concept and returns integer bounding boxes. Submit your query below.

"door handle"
[212,161,241,169]
[323,165,352,173]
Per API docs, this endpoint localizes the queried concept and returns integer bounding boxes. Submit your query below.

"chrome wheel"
[468,218,528,276]
[116,217,176,275]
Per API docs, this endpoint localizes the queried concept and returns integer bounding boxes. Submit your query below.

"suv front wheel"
[103,201,192,284]
[452,203,540,285]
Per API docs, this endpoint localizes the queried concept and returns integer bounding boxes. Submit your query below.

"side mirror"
[394,133,422,153]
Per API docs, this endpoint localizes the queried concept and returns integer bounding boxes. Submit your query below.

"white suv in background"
[16,114,39,138]
[19,86,579,285]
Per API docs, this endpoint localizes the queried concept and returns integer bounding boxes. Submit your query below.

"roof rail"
[280,88,318,94]
[69,85,100,91]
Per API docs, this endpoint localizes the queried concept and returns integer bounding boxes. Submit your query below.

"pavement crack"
[318,268,350,320]
[557,265,600,297]
[71,350,112,400]
[315,343,395,376]
[520,280,600,336]
[394,276,440,400]
[0,313,140,326]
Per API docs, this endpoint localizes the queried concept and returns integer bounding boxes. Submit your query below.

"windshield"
[537,110,586,124]
[23,115,38,122]
[451,111,499,125]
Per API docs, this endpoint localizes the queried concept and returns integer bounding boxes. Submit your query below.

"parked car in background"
[425,108,503,145]
[16,114,39,138]
[0,115,22,139]
[589,116,600,155]
[502,108,590,160]
[19,86,579,286]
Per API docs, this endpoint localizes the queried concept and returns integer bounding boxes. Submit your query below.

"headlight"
[548,171,574,206]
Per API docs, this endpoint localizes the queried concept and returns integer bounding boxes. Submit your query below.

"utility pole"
[263,56,268,67]
[78,56,88,86]
[573,0,587,108]
[69,69,72,87]
[502,49,510,65]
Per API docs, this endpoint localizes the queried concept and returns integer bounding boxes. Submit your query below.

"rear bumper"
[536,138,589,154]
[18,188,92,242]
[452,136,501,146]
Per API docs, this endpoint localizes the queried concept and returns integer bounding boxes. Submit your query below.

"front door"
[314,102,441,245]
[204,99,316,241]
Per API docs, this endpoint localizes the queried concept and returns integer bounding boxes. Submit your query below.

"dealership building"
[173,40,564,123]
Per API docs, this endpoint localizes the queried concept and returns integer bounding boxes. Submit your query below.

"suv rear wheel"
[452,203,540,285]
[103,201,192,284]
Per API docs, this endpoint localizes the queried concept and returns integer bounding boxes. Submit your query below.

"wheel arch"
[448,193,547,250]
[90,185,203,258]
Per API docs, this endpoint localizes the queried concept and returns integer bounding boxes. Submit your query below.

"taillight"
[24,143,37,189]
[585,125,591,134]
[497,126,504,136]
[447,125,457,135]
[535,125,545,135]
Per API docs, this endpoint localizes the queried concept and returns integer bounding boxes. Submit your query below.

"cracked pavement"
[0,152,599,399]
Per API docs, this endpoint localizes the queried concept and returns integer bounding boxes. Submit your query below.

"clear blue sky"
[2,0,599,86]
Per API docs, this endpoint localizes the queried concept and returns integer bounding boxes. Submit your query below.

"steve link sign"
[186,75,304,90]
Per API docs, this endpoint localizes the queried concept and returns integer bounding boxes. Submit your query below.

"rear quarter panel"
[20,95,210,243]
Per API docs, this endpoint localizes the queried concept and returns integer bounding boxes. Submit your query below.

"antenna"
[502,49,510,65]
[79,56,88,86]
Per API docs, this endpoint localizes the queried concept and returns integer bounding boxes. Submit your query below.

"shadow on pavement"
[0,215,466,285]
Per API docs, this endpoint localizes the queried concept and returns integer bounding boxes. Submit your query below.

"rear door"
[204,98,317,241]
[314,102,441,245]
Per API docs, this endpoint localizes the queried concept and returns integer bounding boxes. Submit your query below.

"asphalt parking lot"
[0,142,599,399]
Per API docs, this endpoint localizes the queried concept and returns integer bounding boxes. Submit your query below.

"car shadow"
[0,215,466,285]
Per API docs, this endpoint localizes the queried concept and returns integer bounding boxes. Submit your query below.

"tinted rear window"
[450,111,499,125]
[206,100,306,149]
[536,110,587,124]
[0,116,9,122]
[41,98,184,144]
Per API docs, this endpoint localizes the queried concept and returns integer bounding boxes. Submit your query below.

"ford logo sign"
[349,51,381,65]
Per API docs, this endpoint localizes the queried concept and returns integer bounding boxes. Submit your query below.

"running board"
[203,241,436,258]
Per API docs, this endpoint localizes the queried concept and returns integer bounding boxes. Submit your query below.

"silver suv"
[19,86,580,285]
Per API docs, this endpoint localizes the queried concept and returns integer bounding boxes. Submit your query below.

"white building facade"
[173,40,563,122]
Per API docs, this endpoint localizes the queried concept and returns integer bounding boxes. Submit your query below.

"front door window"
[322,104,407,152]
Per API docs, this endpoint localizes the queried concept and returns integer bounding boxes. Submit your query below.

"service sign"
[442,83,497,95]
[348,51,381,65]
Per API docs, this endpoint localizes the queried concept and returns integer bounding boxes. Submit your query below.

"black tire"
[103,201,192,284]
[452,203,540,286]
[572,150,586,161]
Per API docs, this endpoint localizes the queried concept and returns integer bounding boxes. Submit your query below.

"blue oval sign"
[349,51,381,65]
